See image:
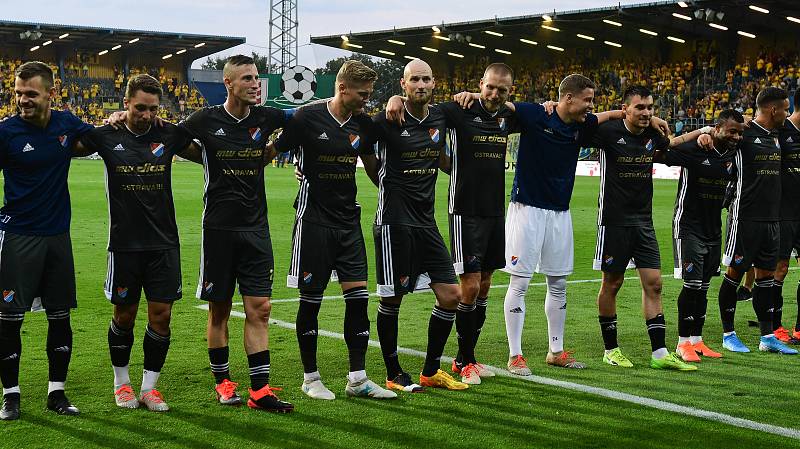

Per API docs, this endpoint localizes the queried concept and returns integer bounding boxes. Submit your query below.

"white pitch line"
[265,266,800,304]
[195,303,800,440]
[265,275,641,304]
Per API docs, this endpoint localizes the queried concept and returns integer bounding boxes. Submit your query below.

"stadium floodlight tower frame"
[268,0,299,74]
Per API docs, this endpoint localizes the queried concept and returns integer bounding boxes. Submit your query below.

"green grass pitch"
[3,160,800,448]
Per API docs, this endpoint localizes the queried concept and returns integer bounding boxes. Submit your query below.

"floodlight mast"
[268,0,298,73]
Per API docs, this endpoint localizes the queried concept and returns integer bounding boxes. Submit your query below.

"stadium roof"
[0,20,244,62]
[311,0,800,63]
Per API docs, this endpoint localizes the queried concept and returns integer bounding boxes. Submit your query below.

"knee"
[547,276,567,297]
[149,305,172,330]
[438,286,461,309]
[208,303,232,327]
[478,278,492,296]
[644,279,663,296]
[114,310,136,329]
[508,275,531,298]
[246,300,271,323]
[775,261,789,280]
[601,277,624,295]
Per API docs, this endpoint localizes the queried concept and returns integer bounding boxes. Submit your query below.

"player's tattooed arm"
[594,110,624,124]
[668,127,712,148]
[71,124,104,157]
[597,111,669,135]
[176,141,204,164]
[438,145,452,175]
[360,153,380,187]
[70,141,93,157]
[452,92,515,112]
[386,95,406,124]
[262,141,279,167]
[71,138,95,157]
[105,111,165,130]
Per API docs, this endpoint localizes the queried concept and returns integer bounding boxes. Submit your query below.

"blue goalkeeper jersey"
[0,110,92,235]
[511,102,599,211]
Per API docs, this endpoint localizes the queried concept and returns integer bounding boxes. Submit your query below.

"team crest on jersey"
[725,161,733,174]
[249,127,262,141]
[400,276,410,288]
[604,255,614,265]
[511,256,519,266]
[734,255,744,264]
[150,142,165,157]
[683,262,694,273]
[498,118,506,131]
[117,287,128,299]
[204,281,214,293]
[349,134,360,150]
[58,135,68,147]
[645,139,654,152]
[2,290,14,303]
[303,272,313,283]
[775,138,781,149]
[429,128,440,143]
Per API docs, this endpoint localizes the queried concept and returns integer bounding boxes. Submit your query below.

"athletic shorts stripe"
[295,146,309,219]
[0,230,5,282]
[105,251,115,299]
[195,228,205,298]
[673,167,689,238]
[447,128,458,215]
[287,218,304,288]
[375,142,387,225]
[451,214,463,272]
[723,151,743,264]
[593,225,606,270]
[673,237,683,279]
[382,224,394,286]
[597,150,607,226]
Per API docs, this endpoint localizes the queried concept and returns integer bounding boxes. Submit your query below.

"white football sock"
[652,348,669,359]
[504,274,530,357]
[347,370,366,383]
[545,275,567,354]
[113,365,130,390]
[141,369,160,393]
[48,381,65,394]
[303,371,321,382]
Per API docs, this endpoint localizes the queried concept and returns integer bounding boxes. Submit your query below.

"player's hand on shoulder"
[541,100,557,115]
[453,91,478,109]
[386,95,406,124]
[697,132,714,150]
[105,111,127,129]
[650,116,669,136]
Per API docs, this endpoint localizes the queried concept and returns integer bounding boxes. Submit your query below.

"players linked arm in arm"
[448,91,673,136]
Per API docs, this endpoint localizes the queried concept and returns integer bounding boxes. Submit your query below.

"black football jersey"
[780,119,800,220]
[593,120,671,226]
[664,141,736,242]
[730,121,782,222]
[274,102,375,228]
[180,105,290,231]
[79,123,192,251]
[440,100,517,217]
[373,105,447,227]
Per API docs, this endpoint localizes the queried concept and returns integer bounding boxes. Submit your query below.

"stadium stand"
[0,20,242,123]
[313,0,798,133]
